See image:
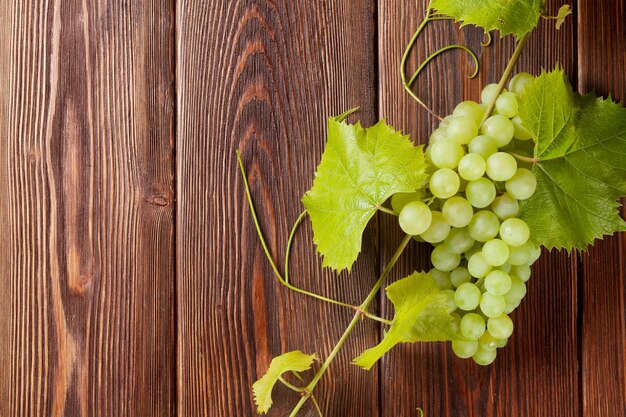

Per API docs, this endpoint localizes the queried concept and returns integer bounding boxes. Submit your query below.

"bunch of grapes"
[392,72,540,365]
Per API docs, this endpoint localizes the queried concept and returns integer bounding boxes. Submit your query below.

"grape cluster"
[394,73,540,365]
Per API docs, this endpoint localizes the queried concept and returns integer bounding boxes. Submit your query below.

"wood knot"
[146,196,169,207]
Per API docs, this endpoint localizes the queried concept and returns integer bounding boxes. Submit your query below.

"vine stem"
[289,234,412,416]
[278,376,304,392]
[237,151,393,325]
[480,32,532,125]
[236,151,353,308]
[400,11,444,121]
[401,10,481,122]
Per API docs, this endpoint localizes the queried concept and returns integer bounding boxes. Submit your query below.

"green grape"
[466,178,497,208]
[429,138,465,169]
[506,168,537,200]
[467,252,492,278]
[504,276,527,303]
[486,152,518,181]
[431,245,461,272]
[454,283,482,311]
[495,92,519,118]
[398,201,432,235]
[448,314,462,338]
[491,193,520,220]
[468,210,500,242]
[447,115,479,145]
[430,126,448,143]
[412,235,425,243]
[391,191,423,213]
[507,242,532,266]
[496,338,509,348]
[442,196,473,228]
[511,264,531,282]
[528,242,541,264]
[453,100,485,124]
[468,135,498,159]
[430,168,460,199]
[512,115,533,140]
[508,72,534,96]
[458,153,487,181]
[478,331,500,351]
[450,267,472,287]
[473,346,497,366]
[487,314,514,339]
[421,211,451,243]
[442,289,458,311]
[482,239,510,266]
[452,339,479,359]
[481,83,503,105]
[499,218,530,247]
[481,115,515,147]
[484,270,512,296]
[430,268,452,290]
[480,293,506,318]
[504,298,521,314]
[460,312,486,339]
[444,228,475,254]
[499,262,512,273]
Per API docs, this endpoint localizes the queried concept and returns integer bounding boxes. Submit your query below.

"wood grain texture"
[578,1,626,415]
[1,1,625,416]
[175,1,378,415]
[0,1,176,416]
[377,1,580,415]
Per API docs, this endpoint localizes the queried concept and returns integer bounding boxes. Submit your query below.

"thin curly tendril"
[401,9,481,121]
[481,31,493,47]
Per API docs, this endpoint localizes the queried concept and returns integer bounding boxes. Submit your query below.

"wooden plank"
[377,0,580,415]
[578,1,626,415]
[176,1,378,415]
[0,1,176,415]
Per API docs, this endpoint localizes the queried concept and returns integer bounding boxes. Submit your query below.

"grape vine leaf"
[517,68,626,251]
[353,272,457,370]
[429,0,545,39]
[252,350,318,414]
[555,5,572,30]
[302,117,427,272]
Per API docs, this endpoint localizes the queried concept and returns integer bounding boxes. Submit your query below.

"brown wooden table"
[1,0,624,416]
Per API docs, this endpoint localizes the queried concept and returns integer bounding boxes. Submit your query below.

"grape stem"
[378,206,398,216]
[480,32,532,125]
[509,152,537,164]
[288,234,412,416]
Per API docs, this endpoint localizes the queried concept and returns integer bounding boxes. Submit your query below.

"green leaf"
[302,117,427,272]
[252,350,318,414]
[353,272,457,370]
[429,0,545,39]
[518,68,626,251]
[555,4,572,30]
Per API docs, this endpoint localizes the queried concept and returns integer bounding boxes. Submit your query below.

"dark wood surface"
[176,1,379,416]
[0,1,176,416]
[0,0,624,416]
[578,2,626,416]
